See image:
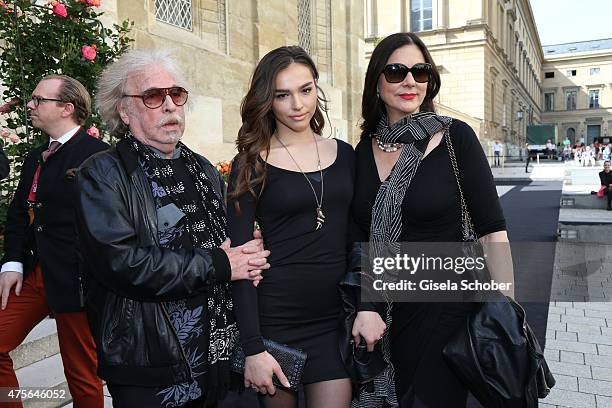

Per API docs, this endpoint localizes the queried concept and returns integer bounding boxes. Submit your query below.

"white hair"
[96,48,192,137]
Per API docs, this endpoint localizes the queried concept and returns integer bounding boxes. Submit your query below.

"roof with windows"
[543,38,612,56]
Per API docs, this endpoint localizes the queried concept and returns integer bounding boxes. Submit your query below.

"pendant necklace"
[275,132,326,230]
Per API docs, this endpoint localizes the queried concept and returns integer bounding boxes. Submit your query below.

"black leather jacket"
[76,140,231,386]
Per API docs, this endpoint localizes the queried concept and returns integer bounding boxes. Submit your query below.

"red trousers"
[0,266,103,407]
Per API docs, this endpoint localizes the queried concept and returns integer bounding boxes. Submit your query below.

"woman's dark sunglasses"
[382,63,431,83]
[122,87,189,109]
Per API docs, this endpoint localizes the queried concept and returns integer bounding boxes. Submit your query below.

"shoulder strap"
[443,123,478,242]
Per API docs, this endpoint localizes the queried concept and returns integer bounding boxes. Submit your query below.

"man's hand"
[351,311,386,352]
[221,238,270,283]
[244,351,290,395]
[0,271,23,310]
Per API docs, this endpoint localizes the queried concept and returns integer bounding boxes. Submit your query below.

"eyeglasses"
[31,96,65,107]
[382,63,431,84]
[122,87,189,109]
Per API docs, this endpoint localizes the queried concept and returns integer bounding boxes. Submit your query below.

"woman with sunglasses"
[227,46,353,408]
[351,33,510,407]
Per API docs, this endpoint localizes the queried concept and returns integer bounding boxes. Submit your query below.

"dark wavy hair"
[360,32,441,139]
[228,46,328,210]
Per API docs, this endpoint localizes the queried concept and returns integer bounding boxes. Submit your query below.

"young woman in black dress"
[351,33,514,407]
[227,46,353,408]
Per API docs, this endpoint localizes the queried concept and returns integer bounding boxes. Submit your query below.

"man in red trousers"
[0,75,107,407]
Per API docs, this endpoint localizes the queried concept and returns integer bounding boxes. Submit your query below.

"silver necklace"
[375,136,403,153]
[275,132,326,230]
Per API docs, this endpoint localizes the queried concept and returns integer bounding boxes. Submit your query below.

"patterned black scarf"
[125,132,238,405]
[370,111,452,252]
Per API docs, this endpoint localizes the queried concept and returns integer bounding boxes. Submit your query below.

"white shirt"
[493,143,503,152]
[1,126,80,274]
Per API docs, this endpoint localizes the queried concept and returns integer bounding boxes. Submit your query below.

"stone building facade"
[98,0,365,162]
[365,0,543,159]
[540,38,612,146]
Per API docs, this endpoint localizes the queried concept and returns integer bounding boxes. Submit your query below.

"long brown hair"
[361,32,441,139]
[229,46,328,209]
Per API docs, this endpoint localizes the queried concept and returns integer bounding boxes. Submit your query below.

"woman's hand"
[244,351,290,395]
[351,311,386,352]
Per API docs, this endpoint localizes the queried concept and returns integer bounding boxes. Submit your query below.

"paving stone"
[585,354,612,368]
[546,339,598,354]
[585,310,612,319]
[602,327,612,337]
[561,351,585,364]
[548,360,592,379]
[567,322,604,335]
[578,378,612,397]
[550,306,567,315]
[545,348,561,362]
[596,395,612,408]
[537,404,557,408]
[549,321,569,331]
[548,330,558,340]
[593,367,612,382]
[562,315,607,327]
[557,332,579,342]
[543,387,596,408]
[579,334,612,346]
[553,374,579,391]
[556,301,575,308]
[566,308,586,317]
[599,345,612,356]
[577,303,612,312]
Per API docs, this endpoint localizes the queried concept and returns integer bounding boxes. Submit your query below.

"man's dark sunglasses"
[382,63,431,84]
[122,87,189,109]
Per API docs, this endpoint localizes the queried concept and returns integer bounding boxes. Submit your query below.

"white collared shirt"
[1,126,81,274]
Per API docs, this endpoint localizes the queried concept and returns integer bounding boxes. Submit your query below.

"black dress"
[228,139,353,384]
[352,120,506,407]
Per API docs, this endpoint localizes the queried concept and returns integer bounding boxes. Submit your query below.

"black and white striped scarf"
[370,111,452,253]
[360,111,452,408]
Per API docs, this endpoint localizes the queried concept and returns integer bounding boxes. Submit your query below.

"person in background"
[492,140,503,167]
[599,160,612,211]
[546,139,554,160]
[0,75,107,408]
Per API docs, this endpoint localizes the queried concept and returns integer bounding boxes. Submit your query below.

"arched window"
[567,127,576,144]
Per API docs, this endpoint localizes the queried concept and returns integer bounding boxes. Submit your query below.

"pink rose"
[81,45,97,62]
[86,125,100,138]
[50,1,68,18]
[0,128,20,143]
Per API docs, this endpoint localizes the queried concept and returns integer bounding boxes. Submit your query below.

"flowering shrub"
[0,0,133,231]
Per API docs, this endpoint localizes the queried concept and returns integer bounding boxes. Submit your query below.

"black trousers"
[605,187,612,207]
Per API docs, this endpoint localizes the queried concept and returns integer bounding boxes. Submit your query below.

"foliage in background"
[0,0,133,233]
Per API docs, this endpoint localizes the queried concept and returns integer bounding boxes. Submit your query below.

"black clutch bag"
[231,338,307,392]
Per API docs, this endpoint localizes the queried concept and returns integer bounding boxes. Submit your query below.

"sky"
[530,0,612,45]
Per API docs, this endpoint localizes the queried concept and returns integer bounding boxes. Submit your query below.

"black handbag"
[442,296,555,407]
[231,338,306,392]
[442,129,555,407]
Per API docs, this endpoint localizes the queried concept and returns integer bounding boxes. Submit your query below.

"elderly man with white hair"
[76,49,269,408]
